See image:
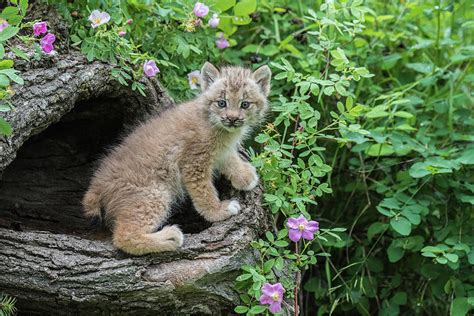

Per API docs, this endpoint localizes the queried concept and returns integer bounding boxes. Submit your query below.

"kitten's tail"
[82,186,102,221]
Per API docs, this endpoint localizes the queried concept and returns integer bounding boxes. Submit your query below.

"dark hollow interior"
[0,98,211,239]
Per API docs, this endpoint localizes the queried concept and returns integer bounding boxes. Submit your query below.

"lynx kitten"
[83,62,271,255]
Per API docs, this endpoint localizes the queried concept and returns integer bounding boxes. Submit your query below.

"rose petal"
[302,230,314,240]
[286,218,299,229]
[261,283,275,297]
[288,229,302,242]
[100,12,111,24]
[305,220,319,233]
[259,294,273,305]
[41,43,54,54]
[273,283,285,296]
[269,301,282,314]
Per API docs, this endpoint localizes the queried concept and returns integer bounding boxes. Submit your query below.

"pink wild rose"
[88,10,110,28]
[143,60,159,77]
[208,14,220,28]
[0,19,9,32]
[260,283,284,314]
[118,30,126,37]
[40,33,56,54]
[33,21,48,36]
[216,35,229,49]
[193,2,209,17]
[286,215,319,242]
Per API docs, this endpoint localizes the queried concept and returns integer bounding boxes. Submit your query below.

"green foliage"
[0,1,28,136]
[49,0,259,99]
[237,0,473,314]
[0,294,17,316]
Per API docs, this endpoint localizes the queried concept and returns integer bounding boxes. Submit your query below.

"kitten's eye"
[217,100,227,108]
[241,101,251,109]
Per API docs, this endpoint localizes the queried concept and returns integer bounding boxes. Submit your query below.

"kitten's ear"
[253,65,272,96]
[201,62,220,90]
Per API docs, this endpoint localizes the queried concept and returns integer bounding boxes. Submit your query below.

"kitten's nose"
[227,117,239,123]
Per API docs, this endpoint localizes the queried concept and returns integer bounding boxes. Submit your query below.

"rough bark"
[0,8,280,313]
[0,186,267,315]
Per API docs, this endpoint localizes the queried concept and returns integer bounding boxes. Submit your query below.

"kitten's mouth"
[222,121,244,128]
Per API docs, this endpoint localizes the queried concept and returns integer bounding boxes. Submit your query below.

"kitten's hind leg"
[111,190,184,255]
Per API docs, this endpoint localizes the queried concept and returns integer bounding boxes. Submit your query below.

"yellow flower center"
[93,17,102,25]
[272,293,280,301]
[191,76,199,84]
[298,223,306,231]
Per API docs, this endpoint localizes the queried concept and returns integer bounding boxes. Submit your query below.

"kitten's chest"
[211,142,237,172]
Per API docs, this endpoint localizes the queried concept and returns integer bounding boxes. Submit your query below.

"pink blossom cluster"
[33,21,56,54]
[192,2,229,50]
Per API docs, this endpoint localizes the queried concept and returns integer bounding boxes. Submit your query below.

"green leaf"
[346,96,354,110]
[436,257,448,264]
[392,292,407,305]
[274,257,284,270]
[0,59,13,69]
[381,53,401,70]
[0,26,19,42]
[367,222,387,240]
[387,241,405,262]
[217,16,237,36]
[265,231,274,242]
[444,253,459,263]
[335,82,348,96]
[20,0,28,16]
[234,0,256,16]
[249,305,267,314]
[0,69,23,84]
[457,149,474,165]
[236,273,252,281]
[216,0,236,11]
[277,228,287,239]
[406,62,434,74]
[323,86,334,95]
[0,117,12,136]
[409,162,432,178]
[232,15,252,25]
[451,298,471,316]
[274,240,289,247]
[393,111,414,118]
[0,44,4,59]
[234,306,249,314]
[0,103,12,112]
[263,259,275,273]
[1,7,19,19]
[390,216,411,236]
[366,144,394,157]
[0,73,10,86]
[10,46,29,61]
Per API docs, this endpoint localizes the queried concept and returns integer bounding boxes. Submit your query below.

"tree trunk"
[0,7,281,314]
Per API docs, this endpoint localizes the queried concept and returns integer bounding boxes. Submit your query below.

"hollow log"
[0,18,285,313]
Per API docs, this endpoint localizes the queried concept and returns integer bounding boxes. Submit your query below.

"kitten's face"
[200,63,271,132]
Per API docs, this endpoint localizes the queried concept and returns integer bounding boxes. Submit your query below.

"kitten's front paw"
[206,200,241,222]
[225,199,241,215]
[231,165,259,191]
